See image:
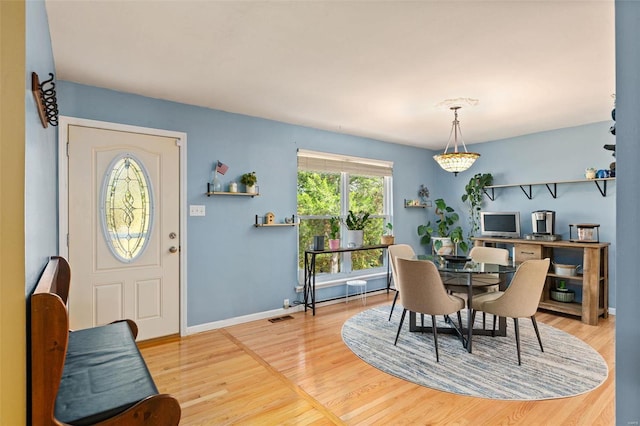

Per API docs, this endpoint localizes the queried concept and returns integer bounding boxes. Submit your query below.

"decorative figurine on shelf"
[265,212,275,225]
[418,184,430,204]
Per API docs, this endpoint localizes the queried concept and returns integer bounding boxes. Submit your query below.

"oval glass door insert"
[100,153,154,262]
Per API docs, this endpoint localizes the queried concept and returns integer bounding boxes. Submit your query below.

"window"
[100,154,154,263]
[297,150,393,280]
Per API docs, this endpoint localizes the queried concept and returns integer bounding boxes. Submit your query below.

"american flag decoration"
[215,161,229,175]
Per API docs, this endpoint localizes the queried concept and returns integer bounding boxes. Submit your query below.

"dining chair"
[471,258,551,365]
[387,244,416,321]
[394,258,465,362]
[444,246,510,328]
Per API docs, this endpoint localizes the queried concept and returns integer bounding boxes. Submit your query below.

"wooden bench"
[30,256,181,425]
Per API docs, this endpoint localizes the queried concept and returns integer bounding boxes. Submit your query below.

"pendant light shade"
[433,106,480,175]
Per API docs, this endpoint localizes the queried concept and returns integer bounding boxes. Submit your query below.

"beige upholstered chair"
[387,244,416,321]
[394,258,465,362]
[471,258,551,365]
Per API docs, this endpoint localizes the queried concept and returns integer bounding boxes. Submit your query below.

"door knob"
[169,246,178,253]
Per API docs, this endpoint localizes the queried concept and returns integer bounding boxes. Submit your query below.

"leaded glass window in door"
[100,154,154,262]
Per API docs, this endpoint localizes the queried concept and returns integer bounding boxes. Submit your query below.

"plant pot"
[346,230,364,248]
[381,235,395,245]
[245,184,257,194]
[432,237,454,255]
[328,239,340,250]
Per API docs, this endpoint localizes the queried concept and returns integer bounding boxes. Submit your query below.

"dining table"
[409,256,518,353]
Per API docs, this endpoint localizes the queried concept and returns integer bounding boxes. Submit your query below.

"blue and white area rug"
[341,305,608,400]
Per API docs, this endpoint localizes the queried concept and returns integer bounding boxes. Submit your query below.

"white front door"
[66,123,181,340]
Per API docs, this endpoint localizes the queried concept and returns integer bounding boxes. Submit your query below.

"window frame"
[296,151,393,287]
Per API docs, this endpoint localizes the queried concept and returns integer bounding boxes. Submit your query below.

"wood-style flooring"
[139,292,615,425]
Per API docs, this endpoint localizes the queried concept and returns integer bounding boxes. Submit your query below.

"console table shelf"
[473,237,609,325]
[483,177,615,200]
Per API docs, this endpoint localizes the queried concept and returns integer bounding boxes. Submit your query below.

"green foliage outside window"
[297,171,387,273]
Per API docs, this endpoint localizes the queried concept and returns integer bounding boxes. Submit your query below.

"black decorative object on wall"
[31,72,59,128]
[603,95,615,176]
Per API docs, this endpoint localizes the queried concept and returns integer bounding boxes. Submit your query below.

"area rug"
[341,305,608,400]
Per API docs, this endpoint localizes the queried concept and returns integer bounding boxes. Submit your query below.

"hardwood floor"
[139,293,615,425]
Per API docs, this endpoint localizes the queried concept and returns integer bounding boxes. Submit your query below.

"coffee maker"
[526,210,560,240]
[532,210,555,235]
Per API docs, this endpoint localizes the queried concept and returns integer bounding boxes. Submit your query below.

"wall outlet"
[189,205,206,216]
[283,298,290,309]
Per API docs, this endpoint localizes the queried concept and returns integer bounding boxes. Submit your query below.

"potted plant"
[461,172,493,243]
[240,171,257,193]
[417,198,467,255]
[328,216,341,250]
[381,222,394,245]
[345,210,370,248]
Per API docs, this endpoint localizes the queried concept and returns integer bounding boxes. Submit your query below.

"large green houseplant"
[417,198,467,255]
[461,172,493,243]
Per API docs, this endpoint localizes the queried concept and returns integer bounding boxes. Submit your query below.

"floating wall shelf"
[206,183,259,197]
[483,177,615,200]
[254,214,297,227]
[404,199,432,208]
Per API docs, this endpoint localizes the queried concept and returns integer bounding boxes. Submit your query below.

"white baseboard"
[186,288,390,335]
[186,304,304,335]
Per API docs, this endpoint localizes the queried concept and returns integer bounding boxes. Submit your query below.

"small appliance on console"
[525,210,561,241]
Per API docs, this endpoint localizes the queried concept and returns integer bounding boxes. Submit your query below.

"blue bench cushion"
[55,322,158,426]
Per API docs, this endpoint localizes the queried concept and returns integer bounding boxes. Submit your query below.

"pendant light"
[433,105,480,176]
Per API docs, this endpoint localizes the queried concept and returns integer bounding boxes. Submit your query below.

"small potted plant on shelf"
[381,222,394,245]
[328,216,341,250]
[345,210,370,248]
[417,198,467,256]
[240,171,257,194]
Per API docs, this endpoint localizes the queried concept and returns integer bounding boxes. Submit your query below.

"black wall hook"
[32,72,59,127]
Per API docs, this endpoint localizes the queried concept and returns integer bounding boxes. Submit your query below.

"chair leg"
[394,309,407,345]
[421,314,424,332]
[431,314,440,362]
[531,315,544,352]
[456,310,465,347]
[388,291,399,321]
[492,315,497,337]
[482,312,486,329]
[513,317,521,365]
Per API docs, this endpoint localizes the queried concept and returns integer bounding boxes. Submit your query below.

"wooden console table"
[303,244,390,315]
[473,237,609,325]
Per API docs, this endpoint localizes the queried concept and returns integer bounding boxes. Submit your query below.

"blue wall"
[438,122,616,306]
[615,0,640,422]
[58,82,616,329]
[25,0,58,294]
[58,82,435,326]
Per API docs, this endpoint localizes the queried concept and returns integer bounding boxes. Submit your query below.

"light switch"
[189,205,206,216]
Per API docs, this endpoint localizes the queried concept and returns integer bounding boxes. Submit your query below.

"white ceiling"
[45,0,615,150]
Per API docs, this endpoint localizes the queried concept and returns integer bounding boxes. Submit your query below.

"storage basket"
[550,289,575,303]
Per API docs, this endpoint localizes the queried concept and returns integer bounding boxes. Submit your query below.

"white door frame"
[58,116,188,337]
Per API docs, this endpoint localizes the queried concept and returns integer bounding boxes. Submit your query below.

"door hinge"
[66,233,69,247]
[66,142,69,157]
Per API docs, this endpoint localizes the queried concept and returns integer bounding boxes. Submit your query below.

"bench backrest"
[30,256,71,426]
